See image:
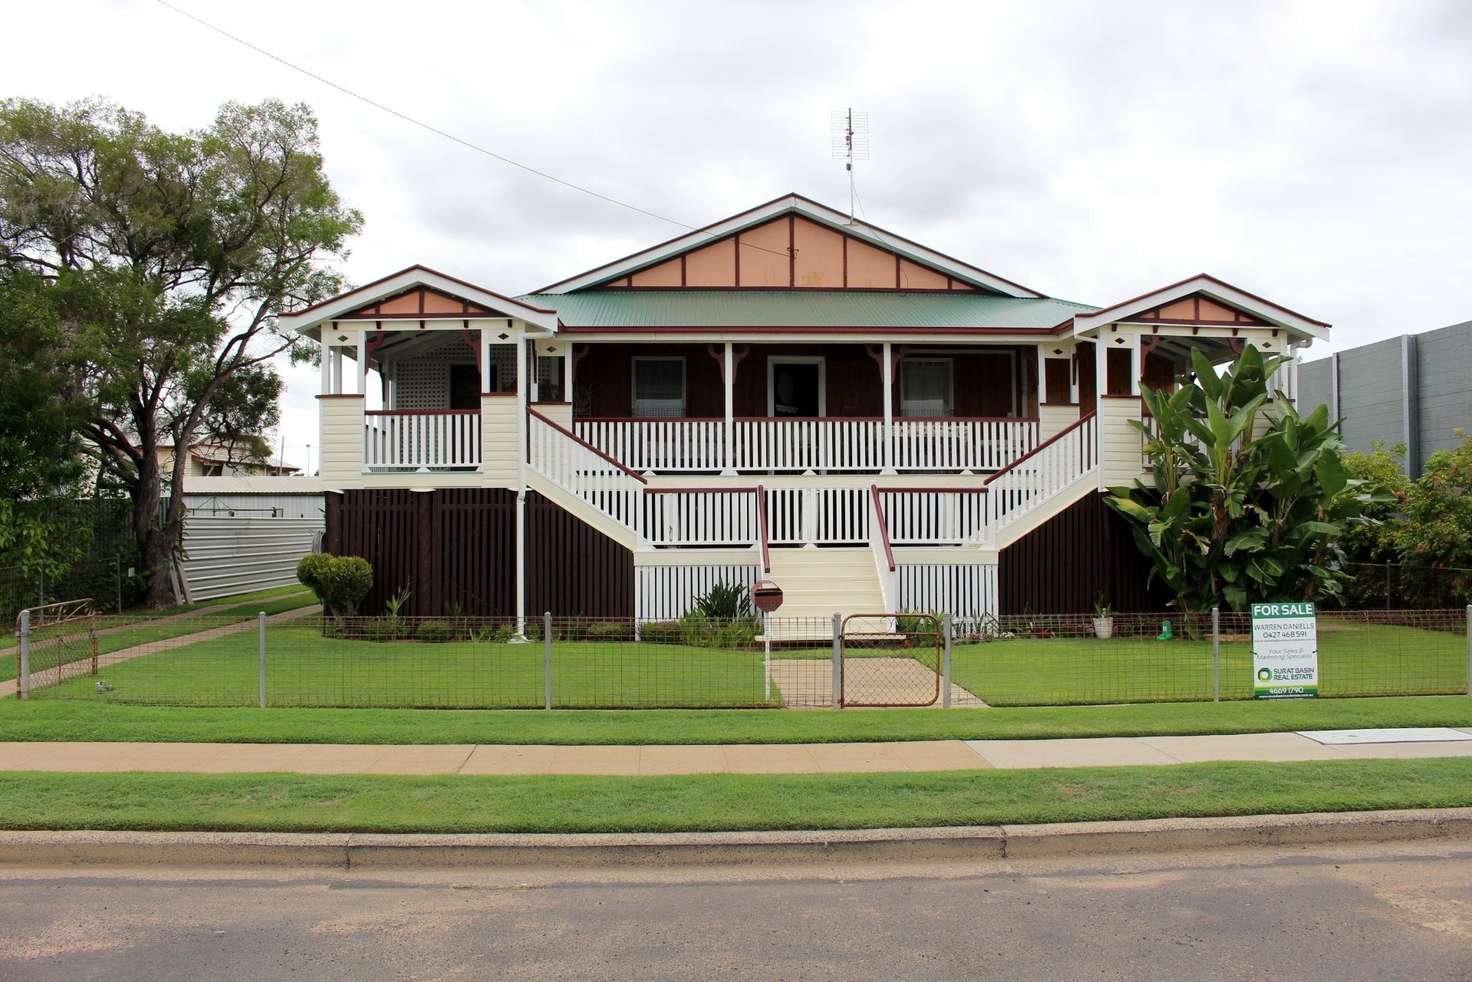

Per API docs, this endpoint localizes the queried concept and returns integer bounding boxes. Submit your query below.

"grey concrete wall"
[1415,320,1472,462]
[1335,337,1406,456]
[1297,358,1333,418]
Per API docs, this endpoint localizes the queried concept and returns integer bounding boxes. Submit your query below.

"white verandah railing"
[364,410,481,471]
[983,412,1098,534]
[528,409,647,535]
[574,416,1039,474]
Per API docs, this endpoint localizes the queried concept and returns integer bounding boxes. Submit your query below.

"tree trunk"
[129,434,177,609]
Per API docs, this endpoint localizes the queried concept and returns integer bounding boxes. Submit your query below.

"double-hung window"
[899,358,953,417]
[631,357,686,418]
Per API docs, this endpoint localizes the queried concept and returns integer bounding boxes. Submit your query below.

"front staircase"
[761,547,887,640]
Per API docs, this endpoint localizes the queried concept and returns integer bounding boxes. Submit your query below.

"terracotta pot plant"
[1092,592,1115,640]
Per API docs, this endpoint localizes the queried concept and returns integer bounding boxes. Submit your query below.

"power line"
[152,0,692,230]
[151,0,795,262]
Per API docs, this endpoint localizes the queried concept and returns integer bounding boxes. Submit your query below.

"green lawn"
[3,696,1470,746]
[2,588,317,682]
[1,758,1470,833]
[38,624,778,709]
[949,621,1469,706]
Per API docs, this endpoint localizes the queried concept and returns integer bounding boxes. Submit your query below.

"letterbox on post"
[752,580,783,614]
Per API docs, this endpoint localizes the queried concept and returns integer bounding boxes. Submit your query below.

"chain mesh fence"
[11,608,1470,709]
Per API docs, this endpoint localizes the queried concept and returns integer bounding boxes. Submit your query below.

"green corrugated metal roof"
[515,290,1096,331]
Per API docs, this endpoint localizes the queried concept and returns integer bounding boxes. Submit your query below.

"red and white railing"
[528,409,646,534]
[877,487,989,545]
[574,416,1039,474]
[890,417,1038,471]
[574,418,726,473]
[983,412,1097,533]
[364,410,481,470]
[762,487,870,545]
[642,487,761,548]
[868,486,898,609]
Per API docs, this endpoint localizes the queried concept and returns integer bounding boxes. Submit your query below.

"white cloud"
[14,0,1471,468]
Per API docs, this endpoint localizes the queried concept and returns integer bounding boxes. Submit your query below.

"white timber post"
[319,334,331,395]
[722,341,736,475]
[1095,337,1109,490]
[330,344,343,394]
[563,344,574,406]
[515,328,529,640]
[479,325,491,393]
[881,341,895,474]
[1129,331,1142,396]
[356,329,368,396]
[1035,343,1048,412]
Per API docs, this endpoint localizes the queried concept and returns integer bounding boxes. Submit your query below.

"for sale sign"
[1250,602,1318,699]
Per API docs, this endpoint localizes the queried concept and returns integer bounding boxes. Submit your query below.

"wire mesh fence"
[11,606,1470,709]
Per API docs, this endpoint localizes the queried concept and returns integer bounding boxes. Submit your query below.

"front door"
[769,359,824,417]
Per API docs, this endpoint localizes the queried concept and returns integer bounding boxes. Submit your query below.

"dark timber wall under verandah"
[323,488,633,619]
[997,491,1166,614]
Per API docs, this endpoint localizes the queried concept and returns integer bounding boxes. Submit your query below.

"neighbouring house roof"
[516,290,1096,334]
[532,193,1045,298]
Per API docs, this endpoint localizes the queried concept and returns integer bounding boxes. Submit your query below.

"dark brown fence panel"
[324,488,632,619]
[998,491,1165,614]
[526,491,634,618]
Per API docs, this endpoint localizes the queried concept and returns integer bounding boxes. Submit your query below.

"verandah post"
[1211,606,1221,702]
[881,341,895,474]
[722,341,736,475]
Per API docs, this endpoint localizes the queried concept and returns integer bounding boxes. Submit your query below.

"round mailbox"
[752,580,784,614]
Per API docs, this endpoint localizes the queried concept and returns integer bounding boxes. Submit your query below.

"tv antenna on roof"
[830,108,869,223]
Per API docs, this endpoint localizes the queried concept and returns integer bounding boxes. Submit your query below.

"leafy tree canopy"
[0,98,362,604]
[1105,344,1387,612]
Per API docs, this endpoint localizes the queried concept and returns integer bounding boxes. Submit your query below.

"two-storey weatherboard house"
[282,193,1324,630]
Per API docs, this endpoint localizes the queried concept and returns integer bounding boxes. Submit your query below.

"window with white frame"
[899,358,953,416]
[631,357,686,417]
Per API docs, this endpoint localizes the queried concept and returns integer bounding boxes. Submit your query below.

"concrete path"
[0,605,321,700]
[2,727,1471,776]
[770,656,987,708]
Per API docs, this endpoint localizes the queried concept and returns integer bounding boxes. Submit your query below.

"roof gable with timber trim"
[277,265,559,336]
[1070,274,1330,342]
[533,193,1044,298]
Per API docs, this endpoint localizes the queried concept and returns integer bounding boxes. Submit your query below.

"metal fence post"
[17,609,30,700]
[1211,606,1221,702]
[1466,605,1471,698]
[257,612,267,709]
[942,612,953,709]
[831,612,842,709]
[115,557,123,614]
[543,611,553,710]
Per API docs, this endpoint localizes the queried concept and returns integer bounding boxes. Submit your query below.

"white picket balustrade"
[643,489,761,547]
[363,410,481,470]
[574,418,726,473]
[878,489,989,545]
[763,487,870,545]
[890,418,1038,472]
[528,411,645,534]
[732,417,885,472]
[984,413,1098,532]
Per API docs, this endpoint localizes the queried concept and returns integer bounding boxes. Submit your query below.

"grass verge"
[2,695,1470,746]
[1,758,1470,833]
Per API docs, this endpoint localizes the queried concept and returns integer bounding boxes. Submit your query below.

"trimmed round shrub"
[639,620,683,644]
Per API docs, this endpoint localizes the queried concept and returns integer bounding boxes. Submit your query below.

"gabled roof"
[278,265,559,336]
[1071,273,1330,341]
[519,289,1092,334]
[533,193,1045,298]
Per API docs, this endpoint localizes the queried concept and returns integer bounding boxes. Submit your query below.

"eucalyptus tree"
[0,99,361,604]
[1105,345,1384,611]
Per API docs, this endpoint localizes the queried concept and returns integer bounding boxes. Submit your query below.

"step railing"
[876,487,989,545]
[364,409,481,471]
[868,485,897,609]
[642,486,761,549]
[983,411,1097,534]
[528,408,646,535]
[763,487,870,545]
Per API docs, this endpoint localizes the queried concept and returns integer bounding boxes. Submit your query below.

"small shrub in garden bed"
[585,621,634,642]
[639,621,683,644]
[415,620,459,643]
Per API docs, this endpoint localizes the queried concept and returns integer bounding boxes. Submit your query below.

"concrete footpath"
[2,727,1471,776]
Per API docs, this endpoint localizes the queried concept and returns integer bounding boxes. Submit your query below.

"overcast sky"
[12,0,1472,470]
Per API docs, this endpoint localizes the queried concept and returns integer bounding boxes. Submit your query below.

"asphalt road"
[2,841,1470,980]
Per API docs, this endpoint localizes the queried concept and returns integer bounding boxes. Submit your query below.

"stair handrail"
[528,407,648,484]
[868,484,895,573]
[756,483,771,573]
[984,411,1098,487]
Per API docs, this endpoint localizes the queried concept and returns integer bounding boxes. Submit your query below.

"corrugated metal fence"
[179,516,322,601]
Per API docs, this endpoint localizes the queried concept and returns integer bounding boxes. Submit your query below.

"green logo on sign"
[1257,668,1272,682]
